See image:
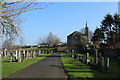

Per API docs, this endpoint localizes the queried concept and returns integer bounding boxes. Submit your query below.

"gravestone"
[90,57,94,64]
[4,50,7,57]
[39,50,41,55]
[101,57,104,71]
[15,50,18,60]
[72,50,75,58]
[104,57,109,72]
[21,51,24,60]
[26,50,29,59]
[29,50,31,58]
[18,50,21,62]
[33,50,35,57]
[36,50,39,56]
[98,53,102,66]
[23,50,26,59]
[9,50,13,62]
[95,49,98,65]
[31,50,33,57]
[86,53,89,64]
[77,55,80,60]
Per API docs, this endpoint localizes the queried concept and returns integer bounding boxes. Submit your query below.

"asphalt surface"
[6,53,67,79]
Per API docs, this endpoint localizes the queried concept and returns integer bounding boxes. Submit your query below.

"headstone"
[77,55,80,60]
[18,50,21,62]
[101,57,104,71]
[28,50,31,58]
[7,51,10,57]
[23,50,26,59]
[98,53,102,66]
[86,53,89,64]
[4,50,7,57]
[45,50,47,54]
[26,50,29,59]
[104,57,109,72]
[39,50,41,55]
[20,50,23,61]
[107,58,109,69]
[36,50,38,56]
[15,50,18,60]
[90,57,94,64]
[72,50,74,58]
[95,49,98,64]
[10,50,13,62]
[32,50,34,57]
[30,50,33,57]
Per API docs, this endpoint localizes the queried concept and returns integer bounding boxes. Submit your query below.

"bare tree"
[2,39,13,50]
[46,32,60,46]
[79,28,85,34]
[19,35,25,46]
[89,30,93,43]
[1,0,50,40]
[37,37,47,45]
[38,32,61,47]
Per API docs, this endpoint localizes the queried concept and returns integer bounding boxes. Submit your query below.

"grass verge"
[61,53,120,79]
[2,54,51,78]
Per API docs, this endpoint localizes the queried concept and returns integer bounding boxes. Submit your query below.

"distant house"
[57,42,66,47]
[67,22,89,46]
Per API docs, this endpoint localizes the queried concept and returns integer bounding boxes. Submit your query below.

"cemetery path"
[7,53,67,79]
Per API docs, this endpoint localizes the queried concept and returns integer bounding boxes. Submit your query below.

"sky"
[15,2,118,45]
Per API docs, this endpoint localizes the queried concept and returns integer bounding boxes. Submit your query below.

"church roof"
[67,31,82,37]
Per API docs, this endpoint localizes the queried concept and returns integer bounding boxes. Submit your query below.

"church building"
[67,22,89,46]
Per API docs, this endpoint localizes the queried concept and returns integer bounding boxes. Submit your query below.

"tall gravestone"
[86,53,89,64]
[90,57,94,64]
[18,50,21,62]
[101,57,104,71]
[26,50,29,59]
[72,50,74,58]
[104,57,109,72]
[39,50,41,56]
[10,50,13,62]
[95,49,98,65]
[15,50,18,60]
[3,51,6,58]
[23,50,26,59]
[98,53,102,66]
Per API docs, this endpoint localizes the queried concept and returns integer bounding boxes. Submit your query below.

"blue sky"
[16,2,118,45]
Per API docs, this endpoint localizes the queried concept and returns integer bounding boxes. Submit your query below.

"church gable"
[67,23,89,46]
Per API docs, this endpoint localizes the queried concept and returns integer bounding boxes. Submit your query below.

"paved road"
[6,53,67,79]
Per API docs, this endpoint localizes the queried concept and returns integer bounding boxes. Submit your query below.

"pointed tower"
[85,22,88,36]
[85,22,89,41]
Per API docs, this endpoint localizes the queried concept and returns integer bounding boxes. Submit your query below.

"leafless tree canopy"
[38,32,61,46]
[19,35,25,46]
[2,39,13,50]
[89,31,93,42]
[1,0,50,40]
[79,28,85,34]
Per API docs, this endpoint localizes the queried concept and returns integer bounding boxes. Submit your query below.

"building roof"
[67,31,82,37]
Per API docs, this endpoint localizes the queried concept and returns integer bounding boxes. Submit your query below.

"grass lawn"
[61,53,120,79]
[2,54,51,78]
